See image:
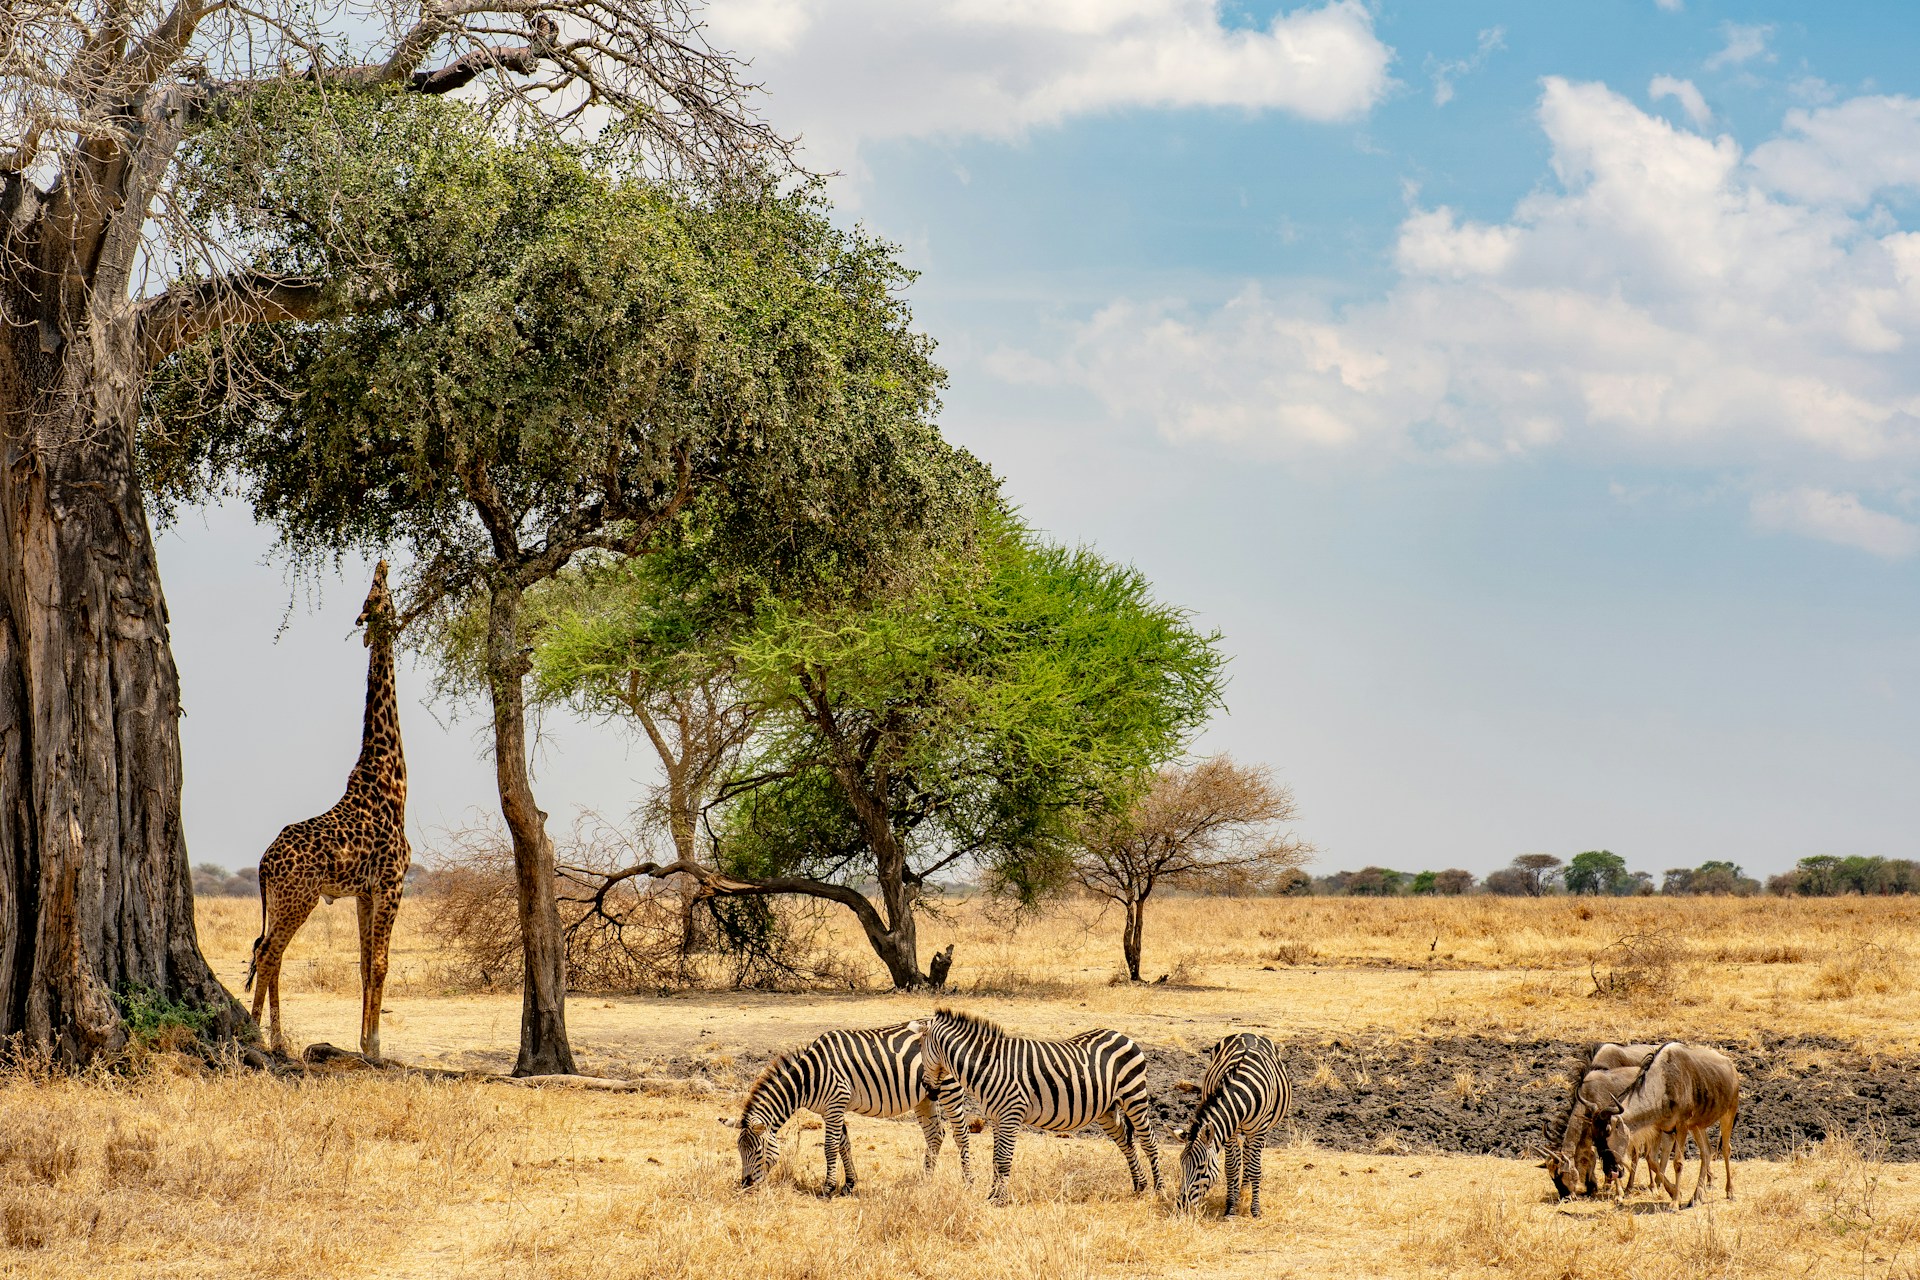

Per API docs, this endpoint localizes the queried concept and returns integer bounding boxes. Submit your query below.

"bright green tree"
[1564,850,1630,896]
[553,515,1226,988]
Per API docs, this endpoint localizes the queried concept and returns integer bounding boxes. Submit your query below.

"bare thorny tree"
[0,0,786,1063]
[1075,756,1312,982]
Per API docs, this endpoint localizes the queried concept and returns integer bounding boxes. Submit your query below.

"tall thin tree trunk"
[484,583,574,1075]
[0,302,241,1062]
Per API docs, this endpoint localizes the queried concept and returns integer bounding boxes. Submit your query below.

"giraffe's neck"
[350,631,406,805]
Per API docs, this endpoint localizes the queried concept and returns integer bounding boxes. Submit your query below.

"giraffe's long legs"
[360,888,400,1060]
[355,894,373,1000]
[250,884,319,1054]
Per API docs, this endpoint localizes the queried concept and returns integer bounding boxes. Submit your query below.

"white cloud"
[1749,96,1920,207]
[1655,0,1683,10]
[1649,75,1711,128]
[996,78,1920,548]
[1751,488,1920,558]
[704,0,1394,172]
[1704,22,1774,71]
[1430,26,1505,108]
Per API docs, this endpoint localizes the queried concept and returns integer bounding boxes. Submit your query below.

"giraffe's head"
[356,560,396,646]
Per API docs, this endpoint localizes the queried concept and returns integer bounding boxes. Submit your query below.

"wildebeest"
[1595,1042,1739,1207]
[1537,1042,1670,1198]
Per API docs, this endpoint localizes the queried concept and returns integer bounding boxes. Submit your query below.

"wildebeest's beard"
[1595,1111,1626,1182]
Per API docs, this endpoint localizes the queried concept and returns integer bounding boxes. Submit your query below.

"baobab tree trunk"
[484,583,576,1076]
[0,286,242,1062]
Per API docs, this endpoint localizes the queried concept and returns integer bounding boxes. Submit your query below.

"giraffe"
[246,561,410,1059]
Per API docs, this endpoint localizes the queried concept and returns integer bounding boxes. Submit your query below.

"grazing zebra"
[1176,1032,1292,1217]
[908,1008,1162,1204]
[732,1023,974,1194]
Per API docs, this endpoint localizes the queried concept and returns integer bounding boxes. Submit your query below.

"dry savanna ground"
[6,894,1920,1279]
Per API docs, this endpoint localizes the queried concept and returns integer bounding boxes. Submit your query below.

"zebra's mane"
[742,1051,795,1115]
[1185,1082,1232,1144]
[934,1007,1008,1038]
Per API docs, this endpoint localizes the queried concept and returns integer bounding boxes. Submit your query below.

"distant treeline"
[193,853,1917,902]
[1303,852,1920,898]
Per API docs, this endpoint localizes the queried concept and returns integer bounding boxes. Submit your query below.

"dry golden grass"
[5,894,1917,1278]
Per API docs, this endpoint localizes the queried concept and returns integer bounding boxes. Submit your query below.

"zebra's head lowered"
[734,1111,778,1189]
[1175,1123,1222,1213]
[733,1054,793,1189]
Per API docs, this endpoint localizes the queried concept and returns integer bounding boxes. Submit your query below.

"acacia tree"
[1,0,780,1061]
[583,516,1226,988]
[519,553,760,959]
[144,110,985,1069]
[1075,757,1310,981]
[1511,853,1565,897]
[1564,850,1630,896]
[527,554,757,872]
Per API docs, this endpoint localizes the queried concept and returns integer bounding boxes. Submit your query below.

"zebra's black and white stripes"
[1176,1032,1292,1217]
[734,1023,972,1194]
[910,1007,1162,1203]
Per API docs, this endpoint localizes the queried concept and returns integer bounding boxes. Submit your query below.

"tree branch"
[135,271,326,368]
[567,857,889,936]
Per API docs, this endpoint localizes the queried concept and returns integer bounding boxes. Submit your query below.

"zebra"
[1176,1032,1292,1217]
[730,1023,974,1195]
[908,1008,1162,1204]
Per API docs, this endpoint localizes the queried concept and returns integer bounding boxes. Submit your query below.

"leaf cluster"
[718,513,1229,900]
[143,90,990,619]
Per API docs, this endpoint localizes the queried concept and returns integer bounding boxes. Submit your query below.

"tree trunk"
[1122,896,1147,982]
[820,737,926,987]
[0,272,242,1063]
[857,904,928,989]
[484,583,575,1076]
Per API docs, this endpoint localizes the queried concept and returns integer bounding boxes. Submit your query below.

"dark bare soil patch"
[645,1030,1920,1163]
[1137,1033,1920,1160]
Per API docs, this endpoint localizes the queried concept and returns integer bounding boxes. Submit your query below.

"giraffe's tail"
[244,878,266,992]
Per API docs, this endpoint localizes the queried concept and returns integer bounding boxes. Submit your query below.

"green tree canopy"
[143,95,989,1064]
[1564,850,1630,896]
[557,513,1227,988]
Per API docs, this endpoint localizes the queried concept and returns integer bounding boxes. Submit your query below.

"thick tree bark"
[484,583,575,1075]
[0,88,246,1062]
[0,252,242,1064]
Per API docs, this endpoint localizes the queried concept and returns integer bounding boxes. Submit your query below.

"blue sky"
[164,1,1920,881]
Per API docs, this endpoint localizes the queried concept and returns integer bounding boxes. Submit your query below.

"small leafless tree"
[1074,756,1312,982]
